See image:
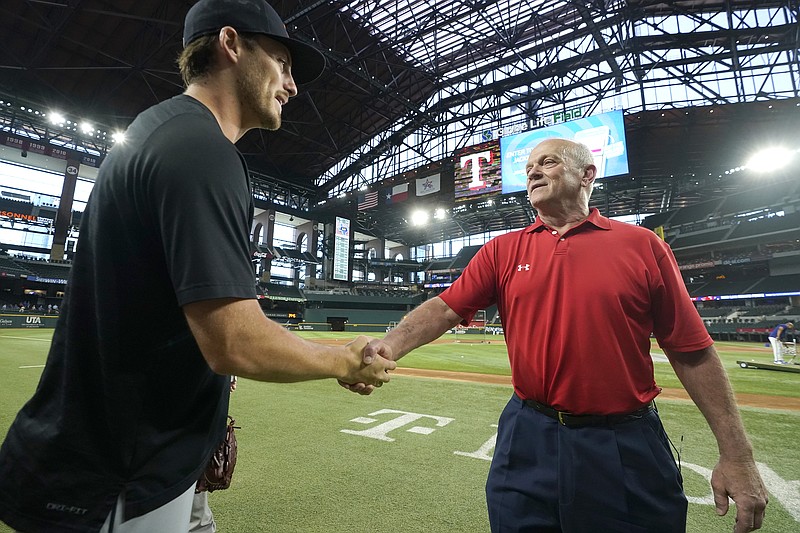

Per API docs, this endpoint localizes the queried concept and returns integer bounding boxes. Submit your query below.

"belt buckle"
[557,411,566,425]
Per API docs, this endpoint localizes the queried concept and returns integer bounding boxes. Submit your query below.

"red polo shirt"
[439,208,712,415]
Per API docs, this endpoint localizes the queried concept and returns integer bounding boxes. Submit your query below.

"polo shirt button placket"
[554,233,568,255]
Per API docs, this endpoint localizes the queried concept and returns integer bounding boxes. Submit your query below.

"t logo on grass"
[454,424,498,461]
[342,409,454,442]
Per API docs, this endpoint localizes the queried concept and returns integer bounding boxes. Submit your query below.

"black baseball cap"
[183,0,326,84]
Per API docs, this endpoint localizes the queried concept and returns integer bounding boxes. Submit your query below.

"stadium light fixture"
[80,122,94,135]
[49,112,66,125]
[434,208,447,220]
[112,131,126,144]
[410,210,429,226]
[745,147,794,172]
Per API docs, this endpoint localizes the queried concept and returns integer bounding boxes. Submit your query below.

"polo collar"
[527,207,612,233]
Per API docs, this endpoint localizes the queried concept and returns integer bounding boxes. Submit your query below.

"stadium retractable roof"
[1,1,798,245]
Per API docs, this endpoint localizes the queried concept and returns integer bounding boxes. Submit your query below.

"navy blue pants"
[486,394,687,533]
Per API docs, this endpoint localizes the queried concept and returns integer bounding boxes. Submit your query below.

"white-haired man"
[349,137,768,533]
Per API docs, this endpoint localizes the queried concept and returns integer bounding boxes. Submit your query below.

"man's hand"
[337,380,376,396]
[339,337,396,395]
[710,456,767,532]
[338,336,396,392]
[362,337,395,364]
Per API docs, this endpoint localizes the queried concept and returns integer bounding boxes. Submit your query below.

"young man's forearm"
[184,298,391,383]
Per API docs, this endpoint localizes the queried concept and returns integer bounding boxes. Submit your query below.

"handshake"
[337,335,397,396]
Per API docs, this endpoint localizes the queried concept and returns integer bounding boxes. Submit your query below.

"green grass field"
[1,329,798,532]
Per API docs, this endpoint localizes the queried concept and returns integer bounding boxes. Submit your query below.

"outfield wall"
[0,314,58,328]
[303,308,407,328]
[0,312,397,333]
[291,322,393,333]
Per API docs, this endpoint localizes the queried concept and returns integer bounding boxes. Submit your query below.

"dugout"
[326,316,348,331]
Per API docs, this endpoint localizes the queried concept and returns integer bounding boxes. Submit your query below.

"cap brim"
[269,35,326,84]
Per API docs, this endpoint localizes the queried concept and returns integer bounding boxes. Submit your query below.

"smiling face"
[236,35,298,131]
[524,138,595,214]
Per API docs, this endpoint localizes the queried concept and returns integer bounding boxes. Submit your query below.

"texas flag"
[384,183,409,204]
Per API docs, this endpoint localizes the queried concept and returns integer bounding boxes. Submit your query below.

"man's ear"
[582,164,597,187]
[217,26,243,64]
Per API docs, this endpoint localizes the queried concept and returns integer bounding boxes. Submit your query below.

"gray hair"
[560,140,595,199]
[560,141,594,173]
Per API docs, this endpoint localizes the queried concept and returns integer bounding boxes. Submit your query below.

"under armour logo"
[517,264,530,271]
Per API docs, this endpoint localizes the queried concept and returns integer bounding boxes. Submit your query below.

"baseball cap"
[183,0,326,84]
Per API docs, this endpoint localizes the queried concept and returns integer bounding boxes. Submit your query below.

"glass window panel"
[74,179,94,203]
[0,161,63,197]
[270,264,294,280]
[0,227,53,251]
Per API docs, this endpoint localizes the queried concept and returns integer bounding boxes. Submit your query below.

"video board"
[453,140,501,202]
[500,109,629,195]
[332,216,350,282]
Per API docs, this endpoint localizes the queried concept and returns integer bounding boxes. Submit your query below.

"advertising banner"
[0,314,59,328]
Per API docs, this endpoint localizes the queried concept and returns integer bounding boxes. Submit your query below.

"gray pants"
[99,484,196,533]
[189,491,217,533]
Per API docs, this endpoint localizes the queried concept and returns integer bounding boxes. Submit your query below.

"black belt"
[521,396,655,428]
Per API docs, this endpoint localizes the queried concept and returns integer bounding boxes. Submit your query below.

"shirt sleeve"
[147,115,257,305]
[651,238,713,352]
[439,240,498,325]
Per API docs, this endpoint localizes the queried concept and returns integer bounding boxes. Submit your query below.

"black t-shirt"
[0,95,257,532]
